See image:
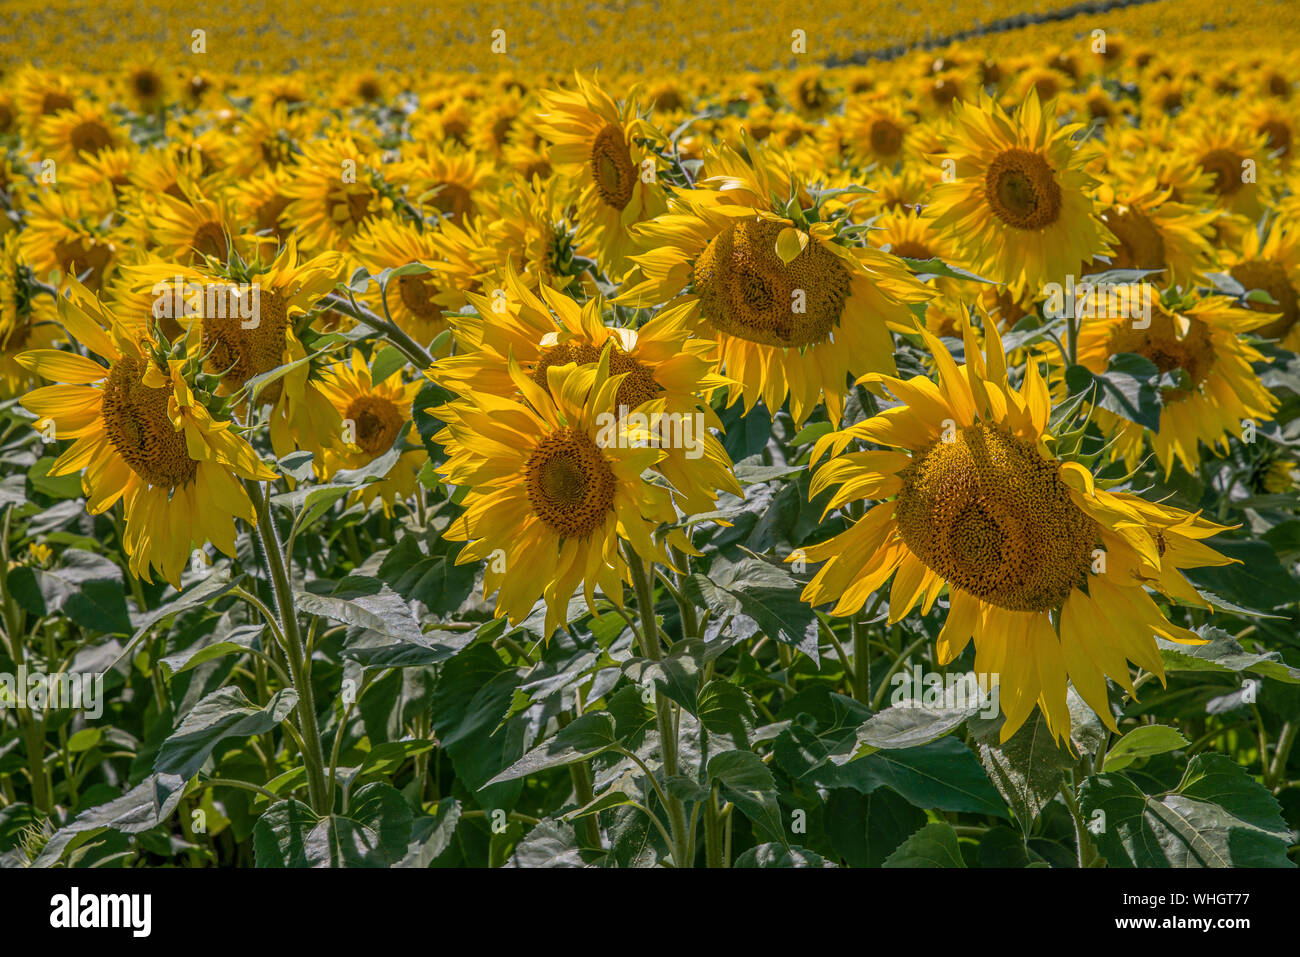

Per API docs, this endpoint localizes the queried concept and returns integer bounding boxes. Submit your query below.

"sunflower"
[1083,168,1219,289]
[124,240,345,460]
[392,147,495,227]
[433,265,740,515]
[13,69,77,132]
[139,184,254,266]
[476,175,575,292]
[59,146,135,203]
[37,101,120,166]
[316,350,426,514]
[230,166,296,245]
[1073,293,1279,476]
[19,190,119,293]
[868,206,984,333]
[17,280,274,587]
[123,62,167,113]
[796,325,1232,743]
[281,137,386,253]
[843,96,916,171]
[1181,116,1280,218]
[623,143,931,427]
[469,91,525,158]
[349,218,466,347]
[927,90,1116,297]
[1221,222,1300,350]
[534,73,667,280]
[434,353,690,638]
[0,236,61,398]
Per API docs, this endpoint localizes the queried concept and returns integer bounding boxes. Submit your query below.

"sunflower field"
[0,0,1299,879]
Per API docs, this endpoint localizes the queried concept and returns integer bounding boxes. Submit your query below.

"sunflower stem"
[320,293,435,370]
[0,507,51,816]
[1062,769,1103,868]
[625,547,692,867]
[245,479,331,816]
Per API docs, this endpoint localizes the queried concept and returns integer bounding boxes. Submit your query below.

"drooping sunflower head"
[1222,223,1300,349]
[798,324,1231,743]
[0,235,60,398]
[17,280,275,587]
[1073,292,1279,476]
[1084,171,1219,289]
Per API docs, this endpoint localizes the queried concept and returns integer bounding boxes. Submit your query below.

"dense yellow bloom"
[1073,293,1279,477]
[797,325,1232,742]
[435,353,694,637]
[317,350,426,514]
[624,144,931,427]
[17,281,274,586]
[928,90,1116,296]
[433,265,741,515]
[535,74,667,280]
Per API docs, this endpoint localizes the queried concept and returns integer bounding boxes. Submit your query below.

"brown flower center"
[589,123,635,210]
[985,148,1063,229]
[895,423,1098,612]
[692,217,853,348]
[869,117,904,156]
[1106,307,1215,401]
[202,288,289,402]
[1230,258,1299,340]
[524,427,616,540]
[344,394,403,456]
[1097,206,1166,271]
[100,355,197,489]
[1198,148,1245,197]
[531,340,662,412]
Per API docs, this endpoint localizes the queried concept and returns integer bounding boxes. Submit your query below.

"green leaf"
[28,456,84,499]
[397,799,462,868]
[708,749,776,792]
[295,586,422,645]
[254,784,413,868]
[9,548,131,634]
[977,709,1075,835]
[734,844,836,867]
[1103,726,1189,772]
[696,679,754,747]
[1079,753,1295,867]
[681,558,818,660]
[835,738,1008,818]
[623,641,701,714]
[1183,541,1299,612]
[34,773,186,866]
[484,712,617,786]
[849,683,984,755]
[156,687,299,780]
[882,822,965,867]
[1065,354,1162,431]
[1158,627,1300,684]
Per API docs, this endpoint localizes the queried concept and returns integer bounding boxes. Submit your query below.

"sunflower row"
[2,37,1298,747]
